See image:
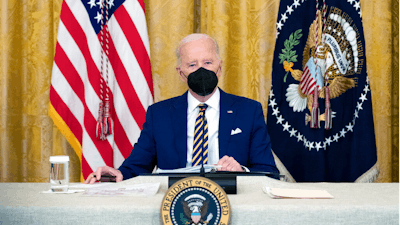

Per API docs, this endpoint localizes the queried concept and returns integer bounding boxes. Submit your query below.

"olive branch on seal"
[278,29,302,82]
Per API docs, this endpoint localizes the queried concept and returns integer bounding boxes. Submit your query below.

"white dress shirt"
[186,89,220,167]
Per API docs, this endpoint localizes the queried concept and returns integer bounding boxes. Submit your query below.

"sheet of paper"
[69,183,115,189]
[83,183,160,197]
[41,189,85,194]
[264,187,334,199]
[156,165,222,173]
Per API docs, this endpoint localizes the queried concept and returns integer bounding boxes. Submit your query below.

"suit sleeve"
[118,105,157,180]
[247,102,280,178]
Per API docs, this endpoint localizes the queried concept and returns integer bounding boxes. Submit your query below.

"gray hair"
[175,33,220,67]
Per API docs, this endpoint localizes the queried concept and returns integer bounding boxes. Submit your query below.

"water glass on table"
[49,156,69,192]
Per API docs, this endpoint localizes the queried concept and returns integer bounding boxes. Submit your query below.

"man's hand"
[84,166,123,184]
[216,156,244,172]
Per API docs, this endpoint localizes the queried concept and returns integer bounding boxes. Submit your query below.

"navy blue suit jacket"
[119,89,278,179]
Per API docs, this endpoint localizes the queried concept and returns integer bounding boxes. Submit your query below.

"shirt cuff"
[241,165,250,172]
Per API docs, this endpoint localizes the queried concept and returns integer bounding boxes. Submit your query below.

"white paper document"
[155,165,222,173]
[264,187,334,199]
[69,183,116,189]
[41,189,85,194]
[83,183,160,197]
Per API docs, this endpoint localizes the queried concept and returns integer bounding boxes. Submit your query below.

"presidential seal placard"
[160,176,231,225]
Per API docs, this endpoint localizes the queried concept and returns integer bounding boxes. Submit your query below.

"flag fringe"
[273,148,380,183]
[355,162,380,183]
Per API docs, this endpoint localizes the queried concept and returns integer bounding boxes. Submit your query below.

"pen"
[93,175,116,178]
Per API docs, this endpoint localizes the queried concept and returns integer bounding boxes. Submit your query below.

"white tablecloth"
[0,176,398,225]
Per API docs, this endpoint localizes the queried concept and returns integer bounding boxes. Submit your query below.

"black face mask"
[185,67,219,96]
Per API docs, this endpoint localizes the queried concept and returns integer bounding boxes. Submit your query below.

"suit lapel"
[218,89,237,158]
[171,92,188,168]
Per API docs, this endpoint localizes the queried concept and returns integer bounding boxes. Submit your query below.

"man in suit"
[85,33,278,183]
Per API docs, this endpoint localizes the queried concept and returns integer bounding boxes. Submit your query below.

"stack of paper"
[155,165,221,173]
[264,187,334,199]
[83,183,160,197]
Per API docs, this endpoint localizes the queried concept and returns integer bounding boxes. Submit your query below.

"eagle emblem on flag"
[282,10,359,127]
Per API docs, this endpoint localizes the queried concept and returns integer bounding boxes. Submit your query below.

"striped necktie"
[192,104,208,167]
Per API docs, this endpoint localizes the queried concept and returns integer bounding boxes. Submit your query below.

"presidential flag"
[267,0,378,182]
[49,0,153,180]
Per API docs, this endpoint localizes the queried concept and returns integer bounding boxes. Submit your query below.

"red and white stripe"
[300,65,318,95]
[49,0,153,180]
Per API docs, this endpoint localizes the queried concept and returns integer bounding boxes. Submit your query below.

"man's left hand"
[216,155,244,172]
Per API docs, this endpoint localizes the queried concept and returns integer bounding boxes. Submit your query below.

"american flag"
[49,0,153,180]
